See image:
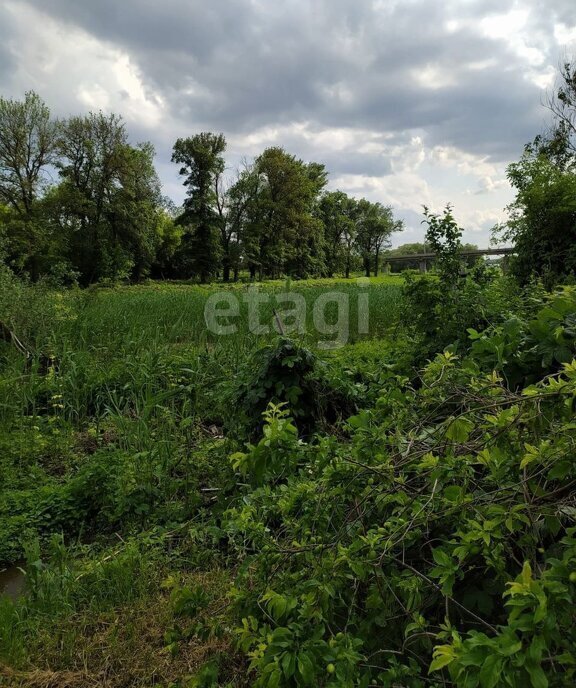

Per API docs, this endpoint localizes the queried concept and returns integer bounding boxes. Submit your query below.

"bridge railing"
[384,247,515,273]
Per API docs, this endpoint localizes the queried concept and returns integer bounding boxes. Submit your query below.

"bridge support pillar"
[419,260,427,274]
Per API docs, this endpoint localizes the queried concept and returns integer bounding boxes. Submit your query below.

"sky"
[0,0,575,247]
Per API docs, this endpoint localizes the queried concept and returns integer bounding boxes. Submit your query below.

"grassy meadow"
[3,271,576,688]
[0,275,406,686]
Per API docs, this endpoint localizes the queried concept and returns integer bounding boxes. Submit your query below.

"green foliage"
[0,93,408,284]
[0,91,56,217]
[172,133,226,282]
[315,191,356,278]
[241,147,328,280]
[53,113,164,284]
[230,403,300,485]
[402,205,465,354]
[499,58,576,289]
[0,97,170,285]
[503,151,576,288]
[5,63,576,687]
[235,616,363,687]
[0,91,59,279]
[402,206,510,360]
[422,204,463,278]
[353,198,403,277]
[0,264,79,352]
[2,272,576,686]
[432,547,576,687]
[229,337,358,438]
[152,211,184,276]
[467,285,576,386]
[222,340,576,686]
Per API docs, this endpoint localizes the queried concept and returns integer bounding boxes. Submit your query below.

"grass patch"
[0,277,408,685]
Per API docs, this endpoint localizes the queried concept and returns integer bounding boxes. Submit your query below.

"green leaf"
[446,417,474,443]
[520,444,540,470]
[432,548,453,567]
[526,664,548,688]
[266,668,282,688]
[429,653,455,673]
[281,651,296,679]
[479,653,503,688]
[297,652,315,685]
[443,485,463,502]
[429,644,456,673]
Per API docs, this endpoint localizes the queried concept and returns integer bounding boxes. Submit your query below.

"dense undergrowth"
[1,269,576,687]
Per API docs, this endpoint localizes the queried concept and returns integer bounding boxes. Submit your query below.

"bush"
[224,346,576,686]
[0,266,79,356]
[229,337,359,438]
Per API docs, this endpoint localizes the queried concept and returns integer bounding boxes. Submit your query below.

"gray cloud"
[0,6,20,93]
[0,0,573,244]
[14,0,556,160]
[13,0,548,146]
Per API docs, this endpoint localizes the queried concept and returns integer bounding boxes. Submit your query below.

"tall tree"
[151,208,184,279]
[542,59,576,164]
[54,112,126,281]
[172,133,226,282]
[0,91,56,216]
[316,190,356,277]
[499,58,576,287]
[0,92,57,278]
[106,141,164,280]
[219,162,262,281]
[52,112,163,283]
[243,147,327,279]
[354,200,401,276]
[504,152,576,287]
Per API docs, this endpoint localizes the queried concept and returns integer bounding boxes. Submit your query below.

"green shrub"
[223,348,576,686]
[229,337,359,438]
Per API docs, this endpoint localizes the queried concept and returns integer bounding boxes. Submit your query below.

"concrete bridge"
[387,247,515,273]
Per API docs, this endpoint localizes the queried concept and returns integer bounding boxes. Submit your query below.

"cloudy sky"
[1,0,575,246]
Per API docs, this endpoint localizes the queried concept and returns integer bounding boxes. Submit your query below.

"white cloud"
[554,22,576,46]
[479,7,550,82]
[1,1,165,128]
[412,64,458,90]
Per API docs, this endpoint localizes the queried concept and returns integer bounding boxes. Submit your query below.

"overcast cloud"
[1,0,575,245]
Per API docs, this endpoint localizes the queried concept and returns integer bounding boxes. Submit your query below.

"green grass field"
[3,274,576,687]
[69,275,405,349]
[0,276,408,686]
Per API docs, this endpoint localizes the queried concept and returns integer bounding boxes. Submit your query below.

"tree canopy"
[172,133,226,282]
[0,92,406,284]
[501,58,576,287]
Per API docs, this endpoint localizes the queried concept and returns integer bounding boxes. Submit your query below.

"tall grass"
[66,278,404,351]
[1,277,405,422]
[0,276,406,677]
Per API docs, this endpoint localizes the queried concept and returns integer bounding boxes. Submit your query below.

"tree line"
[4,56,576,290]
[0,92,403,285]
